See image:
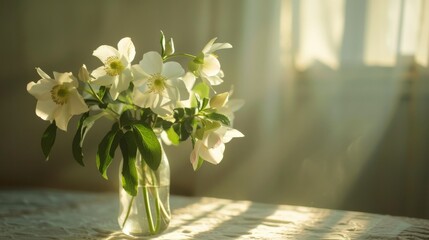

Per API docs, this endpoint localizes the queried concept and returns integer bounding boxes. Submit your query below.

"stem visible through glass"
[120,163,159,234]
[120,144,169,236]
[121,196,134,228]
[142,179,156,234]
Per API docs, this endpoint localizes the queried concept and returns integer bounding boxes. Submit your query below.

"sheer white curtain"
[189,0,429,218]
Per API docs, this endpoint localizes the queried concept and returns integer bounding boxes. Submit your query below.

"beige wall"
[1,0,428,219]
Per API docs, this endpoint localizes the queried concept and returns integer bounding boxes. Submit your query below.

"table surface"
[1,189,429,239]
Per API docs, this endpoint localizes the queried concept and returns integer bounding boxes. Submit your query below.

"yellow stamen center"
[147,74,166,94]
[105,56,124,76]
[51,84,69,105]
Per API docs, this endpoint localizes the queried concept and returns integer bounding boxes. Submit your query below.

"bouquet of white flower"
[26,32,244,236]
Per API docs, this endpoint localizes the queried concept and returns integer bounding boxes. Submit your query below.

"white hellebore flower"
[210,92,244,125]
[184,38,232,91]
[91,37,136,100]
[132,51,185,116]
[27,68,89,131]
[190,126,244,170]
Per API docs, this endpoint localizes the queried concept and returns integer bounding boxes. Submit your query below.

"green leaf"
[166,127,180,145]
[119,131,138,196]
[185,107,196,116]
[72,111,107,166]
[119,110,135,129]
[98,86,107,100]
[200,98,209,110]
[172,122,191,141]
[202,119,222,131]
[194,53,205,64]
[165,37,175,56]
[195,128,204,140]
[183,118,194,134]
[193,82,210,99]
[161,120,173,130]
[84,111,109,127]
[191,82,210,107]
[132,123,161,170]
[41,122,57,160]
[173,108,185,121]
[140,108,156,126]
[72,112,89,166]
[195,157,205,171]
[160,30,166,57]
[96,123,122,179]
[206,112,231,126]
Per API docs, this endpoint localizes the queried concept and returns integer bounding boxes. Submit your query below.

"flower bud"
[188,60,200,73]
[78,64,91,82]
[210,92,229,109]
[164,38,175,56]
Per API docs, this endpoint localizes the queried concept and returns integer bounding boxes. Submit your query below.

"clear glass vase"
[118,143,171,236]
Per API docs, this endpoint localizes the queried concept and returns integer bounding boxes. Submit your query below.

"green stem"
[106,107,120,118]
[87,83,104,104]
[142,184,156,234]
[149,170,162,232]
[121,196,134,228]
[163,53,196,61]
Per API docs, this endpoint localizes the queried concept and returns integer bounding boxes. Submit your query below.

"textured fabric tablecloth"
[1,189,429,239]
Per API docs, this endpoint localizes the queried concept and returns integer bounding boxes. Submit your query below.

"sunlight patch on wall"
[295,0,345,70]
[415,1,429,67]
[364,0,401,66]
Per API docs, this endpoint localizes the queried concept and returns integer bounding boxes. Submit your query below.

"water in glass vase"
[118,144,171,237]
[119,185,171,236]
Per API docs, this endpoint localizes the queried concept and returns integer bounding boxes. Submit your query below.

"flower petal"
[225,99,245,112]
[181,72,196,92]
[78,64,92,82]
[36,68,51,79]
[202,38,217,54]
[172,78,190,101]
[27,79,55,100]
[221,128,244,143]
[117,37,136,62]
[210,42,233,53]
[150,95,174,116]
[93,45,120,63]
[68,90,89,115]
[162,61,185,79]
[151,103,173,117]
[204,75,223,86]
[139,51,163,75]
[133,88,154,108]
[35,100,57,121]
[109,69,132,100]
[203,131,223,149]
[199,143,225,164]
[54,105,72,131]
[91,66,107,78]
[210,92,229,109]
[131,65,150,85]
[164,84,179,102]
[201,55,220,77]
[91,74,116,86]
[190,141,202,170]
[109,77,121,100]
[54,72,77,87]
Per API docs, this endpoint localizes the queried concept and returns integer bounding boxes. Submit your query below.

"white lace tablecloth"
[1,189,429,239]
